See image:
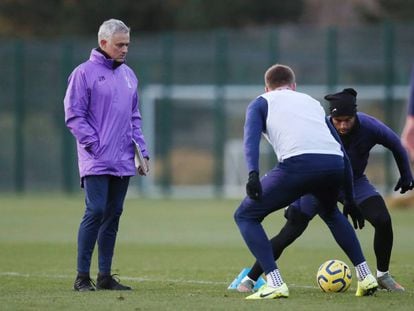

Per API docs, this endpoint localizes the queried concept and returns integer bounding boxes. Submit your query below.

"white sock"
[377,270,389,278]
[266,269,284,288]
[355,261,372,281]
[241,275,256,285]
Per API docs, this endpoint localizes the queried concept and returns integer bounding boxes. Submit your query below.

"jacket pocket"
[85,141,101,159]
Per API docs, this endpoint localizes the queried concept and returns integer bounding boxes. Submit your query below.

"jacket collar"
[89,48,124,70]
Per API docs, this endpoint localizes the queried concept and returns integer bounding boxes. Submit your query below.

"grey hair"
[98,19,130,42]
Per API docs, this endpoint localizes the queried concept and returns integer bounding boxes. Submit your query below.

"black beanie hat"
[325,88,357,117]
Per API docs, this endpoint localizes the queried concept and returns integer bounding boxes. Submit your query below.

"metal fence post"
[14,41,25,193]
[326,26,338,92]
[268,27,280,64]
[61,41,76,193]
[160,33,173,196]
[383,21,395,193]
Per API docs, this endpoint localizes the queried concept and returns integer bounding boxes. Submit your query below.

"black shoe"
[96,274,132,291]
[74,275,95,292]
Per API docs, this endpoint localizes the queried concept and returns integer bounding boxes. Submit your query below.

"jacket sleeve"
[131,89,149,158]
[64,68,99,154]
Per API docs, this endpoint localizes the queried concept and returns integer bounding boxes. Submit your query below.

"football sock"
[266,269,284,288]
[248,214,309,282]
[241,275,256,285]
[247,264,262,282]
[355,261,371,281]
[377,270,389,278]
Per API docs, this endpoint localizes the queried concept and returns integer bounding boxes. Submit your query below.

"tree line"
[0,0,412,37]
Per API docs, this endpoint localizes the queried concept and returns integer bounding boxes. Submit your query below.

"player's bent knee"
[234,205,264,224]
[285,205,312,225]
[359,195,391,228]
[373,214,392,230]
[234,206,245,224]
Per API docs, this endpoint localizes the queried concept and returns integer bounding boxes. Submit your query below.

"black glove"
[394,177,414,194]
[343,200,364,230]
[246,171,262,201]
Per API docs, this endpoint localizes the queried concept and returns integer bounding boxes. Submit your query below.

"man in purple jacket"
[236,88,413,293]
[64,19,149,291]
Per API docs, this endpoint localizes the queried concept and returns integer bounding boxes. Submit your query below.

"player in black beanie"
[325,88,359,137]
[236,87,413,294]
[326,88,357,117]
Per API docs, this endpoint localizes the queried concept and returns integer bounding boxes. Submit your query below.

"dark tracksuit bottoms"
[77,175,130,275]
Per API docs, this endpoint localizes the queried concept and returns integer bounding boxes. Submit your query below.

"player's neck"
[275,83,295,91]
[275,86,292,91]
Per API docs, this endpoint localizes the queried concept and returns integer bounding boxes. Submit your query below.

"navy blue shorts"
[290,174,379,219]
[235,154,345,222]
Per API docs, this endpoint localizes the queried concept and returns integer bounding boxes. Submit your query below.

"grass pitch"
[0,194,413,310]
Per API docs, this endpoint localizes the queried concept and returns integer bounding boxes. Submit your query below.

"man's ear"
[290,83,297,91]
[99,39,107,49]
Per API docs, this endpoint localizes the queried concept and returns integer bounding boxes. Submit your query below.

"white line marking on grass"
[6,272,412,294]
[4,271,411,295]
[0,272,227,285]
[0,271,319,289]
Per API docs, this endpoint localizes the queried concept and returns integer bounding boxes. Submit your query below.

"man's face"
[331,115,356,136]
[100,32,130,62]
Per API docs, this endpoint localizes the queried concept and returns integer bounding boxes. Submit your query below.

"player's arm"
[401,115,414,160]
[244,96,267,200]
[64,68,99,156]
[374,119,414,193]
[402,65,414,160]
[243,96,267,173]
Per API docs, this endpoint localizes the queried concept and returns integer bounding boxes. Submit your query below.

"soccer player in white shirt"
[234,64,378,299]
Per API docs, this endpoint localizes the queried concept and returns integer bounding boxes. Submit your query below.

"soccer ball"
[316,259,352,293]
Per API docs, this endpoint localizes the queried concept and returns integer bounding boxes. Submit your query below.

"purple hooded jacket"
[64,49,148,178]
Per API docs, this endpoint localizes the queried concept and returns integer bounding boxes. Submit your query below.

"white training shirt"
[261,89,343,162]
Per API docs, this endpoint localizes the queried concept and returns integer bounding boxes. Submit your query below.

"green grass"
[0,195,414,310]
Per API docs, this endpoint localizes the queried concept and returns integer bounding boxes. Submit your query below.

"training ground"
[0,195,413,310]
